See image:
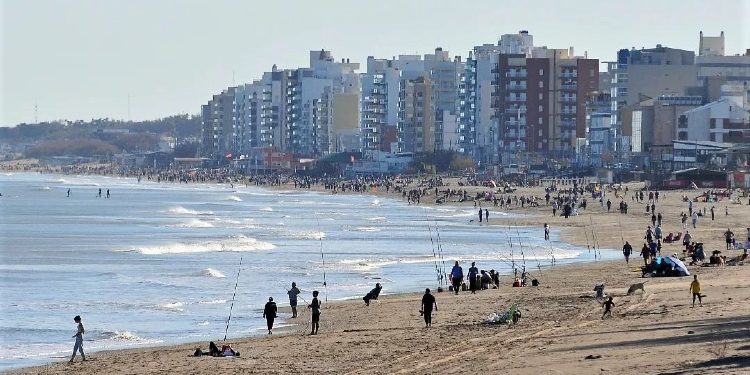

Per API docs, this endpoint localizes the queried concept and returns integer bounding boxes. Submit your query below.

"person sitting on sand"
[209,341,221,357]
[363,283,382,306]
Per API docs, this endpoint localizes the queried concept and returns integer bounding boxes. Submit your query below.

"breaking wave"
[200,268,226,278]
[126,235,276,255]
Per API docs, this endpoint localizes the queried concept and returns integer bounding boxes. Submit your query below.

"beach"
[9,261,748,375]
[3,172,750,374]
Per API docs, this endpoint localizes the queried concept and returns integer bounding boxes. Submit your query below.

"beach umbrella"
[664,256,690,276]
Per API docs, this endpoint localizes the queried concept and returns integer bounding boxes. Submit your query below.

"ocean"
[0,172,616,370]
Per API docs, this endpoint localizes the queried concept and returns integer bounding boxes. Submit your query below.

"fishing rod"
[425,215,443,287]
[589,216,600,260]
[314,212,328,302]
[514,223,527,270]
[223,256,243,341]
[433,217,448,284]
[507,223,516,274]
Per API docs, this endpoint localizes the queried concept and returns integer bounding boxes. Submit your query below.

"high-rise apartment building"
[398,76,434,153]
[495,48,599,164]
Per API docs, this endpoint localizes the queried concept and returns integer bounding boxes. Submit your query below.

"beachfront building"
[583,93,613,167]
[360,55,421,152]
[200,87,239,159]
[695,31,750,102]
[681,85,750,144]
[459,31,534,163]
[495,47,599,166]
[607,46,699,163]
[398,76,435,153]
[423,48,464,152]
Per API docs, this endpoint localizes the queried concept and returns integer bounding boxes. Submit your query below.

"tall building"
[495,48,599,165]
[398,76,434,153]
[459,31,535,162]
[423,48,464,152]
[200,87,239,159]
[608,46,699,160]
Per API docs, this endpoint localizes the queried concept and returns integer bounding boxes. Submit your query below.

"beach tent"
[662,256,690,276]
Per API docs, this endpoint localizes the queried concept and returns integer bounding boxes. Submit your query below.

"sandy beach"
[6,177,750,375]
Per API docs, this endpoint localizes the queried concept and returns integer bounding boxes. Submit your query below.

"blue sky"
[1,0,747,126]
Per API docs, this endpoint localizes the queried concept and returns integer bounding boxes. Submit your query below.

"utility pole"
[34,103,38,123]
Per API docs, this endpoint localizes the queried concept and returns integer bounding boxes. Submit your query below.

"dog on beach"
[626,282,646,295]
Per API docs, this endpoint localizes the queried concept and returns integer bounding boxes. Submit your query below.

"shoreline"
[4,171,750,374]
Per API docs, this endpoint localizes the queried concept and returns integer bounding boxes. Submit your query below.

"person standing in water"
[67,188,70,198]
[420,288,437,327]
[308,290,321,335]
[263,297,277,334]
[484,209,489,222]
[544,223,550,241]
[287,282,301,318]
[69,315,85,363]
[97,188,102,198]
[106,189,110,199]
[478,208,483,223]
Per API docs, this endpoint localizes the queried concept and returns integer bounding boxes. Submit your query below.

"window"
[538,117,543,124]
[539,105,543,111]
[539,81,544,88]
[539,69,544,76]
[539,93,543,100]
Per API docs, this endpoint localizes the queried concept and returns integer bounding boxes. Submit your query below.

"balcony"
[506,71,527,78]
[505,96,527,102]
[560,71,577,78]
[506,83,527,91]
[504,107,527,114]
[560,96,577,103]
[505,120,527,127]
[561,83,577,90]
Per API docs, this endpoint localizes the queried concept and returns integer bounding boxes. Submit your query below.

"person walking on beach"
[691,211,698,228]
[640,243,650,265]
[450,261,464,295]
[544,223,550,241]
[308,290,321,335]
[287,282,301,318]
[690,275,702,307]
[710,206,715,221]
[420,288,437,327]
[468,262,479,294]
[263,297,277,334]
[601,296,615,319]
[622,241,632,264]
[69,315,86,363]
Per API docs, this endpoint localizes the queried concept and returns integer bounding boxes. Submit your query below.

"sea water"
[0,172,616,370]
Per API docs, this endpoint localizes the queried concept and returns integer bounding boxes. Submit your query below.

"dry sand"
[7,179,750,375]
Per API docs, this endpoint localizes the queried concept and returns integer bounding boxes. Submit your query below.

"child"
[69,315,86,363]
[601,297,614,319]
[308,290,321,335]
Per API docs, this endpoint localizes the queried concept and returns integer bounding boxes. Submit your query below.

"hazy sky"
[1,0,748,126]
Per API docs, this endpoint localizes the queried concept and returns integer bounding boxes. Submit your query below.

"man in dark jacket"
[263,297,277,334]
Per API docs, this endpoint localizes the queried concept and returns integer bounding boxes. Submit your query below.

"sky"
[1,0,748,126]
